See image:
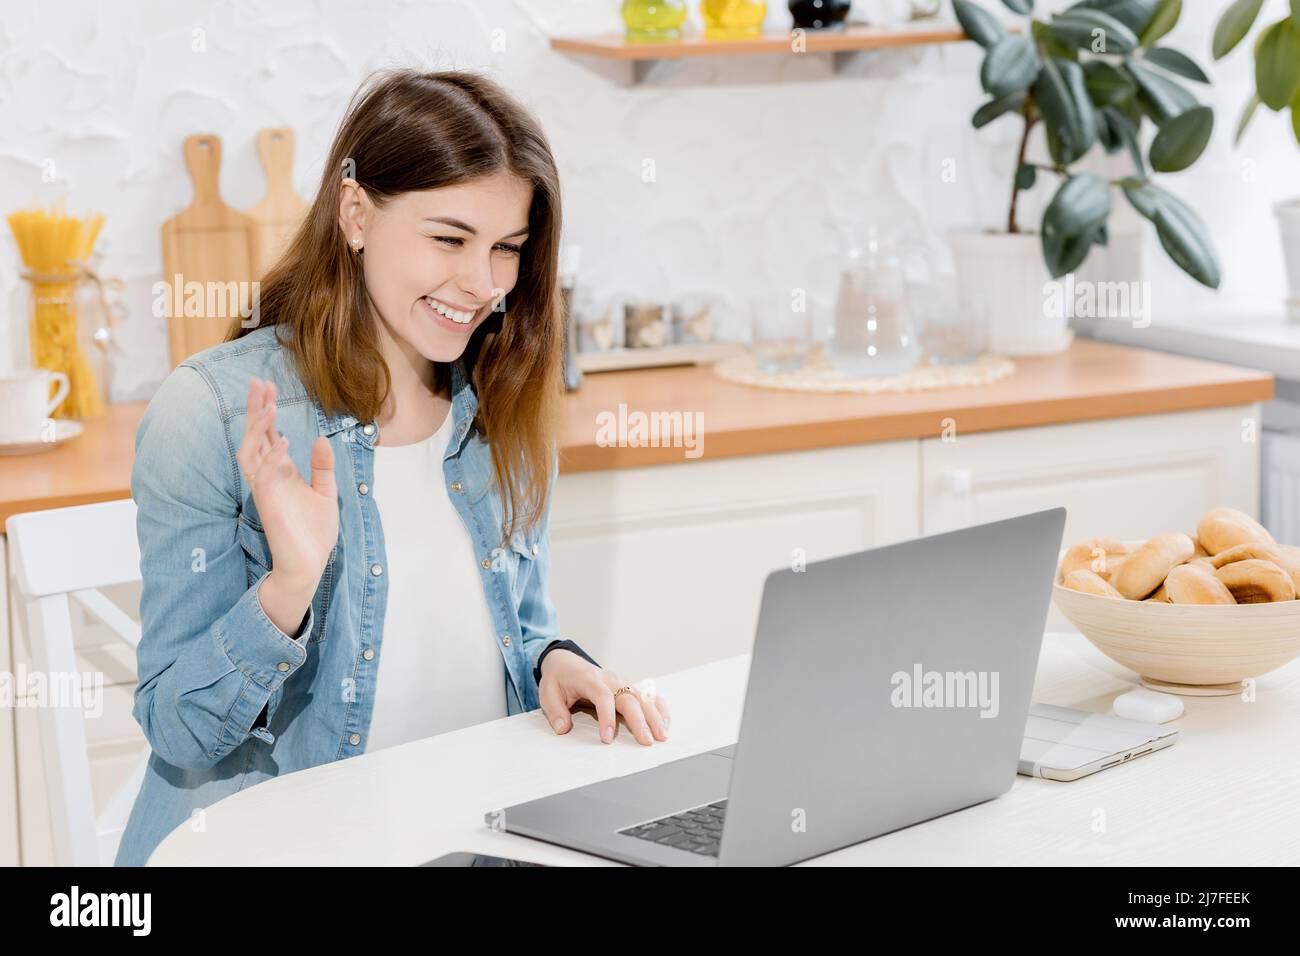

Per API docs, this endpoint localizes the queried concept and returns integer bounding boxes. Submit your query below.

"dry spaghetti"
[7,204,107,419]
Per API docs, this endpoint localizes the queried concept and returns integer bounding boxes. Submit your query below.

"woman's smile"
[420,294,481,332]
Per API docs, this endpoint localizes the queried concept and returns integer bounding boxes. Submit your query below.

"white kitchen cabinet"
[922,404,1261,632]
[547,440,921,679]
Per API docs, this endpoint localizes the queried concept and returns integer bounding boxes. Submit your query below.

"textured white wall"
[0,0,1294,400]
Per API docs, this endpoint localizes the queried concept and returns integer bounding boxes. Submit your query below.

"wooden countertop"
[0,338,1274,527]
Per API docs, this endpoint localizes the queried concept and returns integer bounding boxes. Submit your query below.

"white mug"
[0,369,71,443]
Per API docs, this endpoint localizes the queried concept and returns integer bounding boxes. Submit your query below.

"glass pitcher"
[827,223,920,377]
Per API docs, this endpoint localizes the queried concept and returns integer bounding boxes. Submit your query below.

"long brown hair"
[229,69,565,542]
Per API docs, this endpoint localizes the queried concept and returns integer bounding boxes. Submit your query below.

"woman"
[116,69,669,866]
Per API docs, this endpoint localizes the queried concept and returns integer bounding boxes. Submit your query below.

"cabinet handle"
[942,468,974,497]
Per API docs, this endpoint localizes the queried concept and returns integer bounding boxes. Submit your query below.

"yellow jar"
[702,0,767,40]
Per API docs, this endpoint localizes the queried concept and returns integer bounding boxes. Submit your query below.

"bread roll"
[1058,537,1129,582]
[1209,542,1282,569]
[1062,569,1123,599]
[1214,559,1296,603]
[1165,563,1235,605]
[1190,535,1210,557]
[1110,533,1195,600]
[1144,581,1170,602]
[1268,546,1300,594]
[1196,507,1276,556]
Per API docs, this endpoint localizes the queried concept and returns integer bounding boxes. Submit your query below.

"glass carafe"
[828,223,920,377]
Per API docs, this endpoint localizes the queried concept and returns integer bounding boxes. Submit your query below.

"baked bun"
[1058,538,1129,582]
[1214,559,1296,603]
[1196,507,1276,556]
[1062,569,1123,598]
[1209,542,1282,568]
[1267,546,1300,594]
[1144,581,1170,602]
[1110,533,1195,600]
[1165,563,1236,605]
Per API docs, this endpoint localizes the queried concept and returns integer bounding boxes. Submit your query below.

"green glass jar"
[621,0,688,42]
[702,0,767,40]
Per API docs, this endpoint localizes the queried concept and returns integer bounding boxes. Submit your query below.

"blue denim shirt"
[115,324,577,865]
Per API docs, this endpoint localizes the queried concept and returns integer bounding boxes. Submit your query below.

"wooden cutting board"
[247,126,309,279]
[160,133,256,367]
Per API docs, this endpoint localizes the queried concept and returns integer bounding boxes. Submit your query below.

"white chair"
[7,499,148,866]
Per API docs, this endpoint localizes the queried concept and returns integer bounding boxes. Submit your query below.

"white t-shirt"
[365,408,507,751]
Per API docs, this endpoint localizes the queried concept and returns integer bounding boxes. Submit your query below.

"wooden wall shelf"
[550,22,969,82]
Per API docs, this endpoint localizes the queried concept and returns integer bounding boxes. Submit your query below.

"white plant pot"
[948,230,1073,356]
[1276,199,1300,323]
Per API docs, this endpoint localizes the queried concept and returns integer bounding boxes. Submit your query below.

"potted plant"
[951,0,1220,354]
[1211,0,1300,321]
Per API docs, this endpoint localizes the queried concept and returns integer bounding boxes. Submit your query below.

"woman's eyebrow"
[423,216,529,239]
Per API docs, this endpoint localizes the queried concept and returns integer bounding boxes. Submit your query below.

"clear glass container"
[828,223,920,377]
[910,276,987,365]
[749,292,812,372]
[672,292,723,345]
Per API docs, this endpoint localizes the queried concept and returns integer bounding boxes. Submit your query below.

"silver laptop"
[498,507,1067,866]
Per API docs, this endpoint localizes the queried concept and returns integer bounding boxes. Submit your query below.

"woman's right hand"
[236,376,339,593]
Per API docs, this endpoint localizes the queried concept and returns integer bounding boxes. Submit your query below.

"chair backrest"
[6,498,147,866]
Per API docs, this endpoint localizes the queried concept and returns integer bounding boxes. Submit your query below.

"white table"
[148,631,1300,866]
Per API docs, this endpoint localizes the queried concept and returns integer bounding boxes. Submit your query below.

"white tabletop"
[149,631,1300,866]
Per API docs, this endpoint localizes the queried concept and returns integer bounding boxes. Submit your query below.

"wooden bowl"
[1052,540,1300,696]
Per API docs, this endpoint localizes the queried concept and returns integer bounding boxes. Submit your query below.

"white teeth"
[426,296,473,324]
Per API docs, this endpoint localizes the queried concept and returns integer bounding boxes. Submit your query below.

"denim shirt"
[115,324,581,865]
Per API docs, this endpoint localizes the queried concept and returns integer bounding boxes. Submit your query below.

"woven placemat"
[712,345,1015,393]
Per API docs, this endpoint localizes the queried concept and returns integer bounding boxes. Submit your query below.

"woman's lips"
[421,296,478,332]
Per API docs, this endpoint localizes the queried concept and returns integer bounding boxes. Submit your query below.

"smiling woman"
[230,70,561,535]
[116,69,671,868]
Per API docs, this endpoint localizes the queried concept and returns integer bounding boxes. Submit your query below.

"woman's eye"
[432,236,520,256]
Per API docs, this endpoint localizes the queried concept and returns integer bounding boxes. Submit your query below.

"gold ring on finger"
[613,685,635,699]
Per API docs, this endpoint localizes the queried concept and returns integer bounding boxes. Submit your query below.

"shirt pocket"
[237,513,273,577]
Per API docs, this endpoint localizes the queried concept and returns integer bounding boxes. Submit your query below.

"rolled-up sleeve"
[131,365,313,771]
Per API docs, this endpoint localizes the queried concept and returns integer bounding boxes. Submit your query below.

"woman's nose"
[457,254,497,306]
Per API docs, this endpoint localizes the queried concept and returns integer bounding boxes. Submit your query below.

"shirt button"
[501,634,511,647]
[370,563,383,576]
[276,661,290,672]
[450,480,462,492]
[363,648,374,661]
[362,423,375,435]
[481,558,491,569]
[358,482,369,495]
[349,733,361,746]
[531,543,538,555]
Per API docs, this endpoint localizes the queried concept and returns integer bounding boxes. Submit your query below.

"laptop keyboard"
[618,799,728,856]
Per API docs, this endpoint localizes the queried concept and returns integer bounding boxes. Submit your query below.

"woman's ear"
[338,178,369,249]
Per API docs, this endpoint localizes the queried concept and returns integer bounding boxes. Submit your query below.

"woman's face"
[340,170,533,364]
